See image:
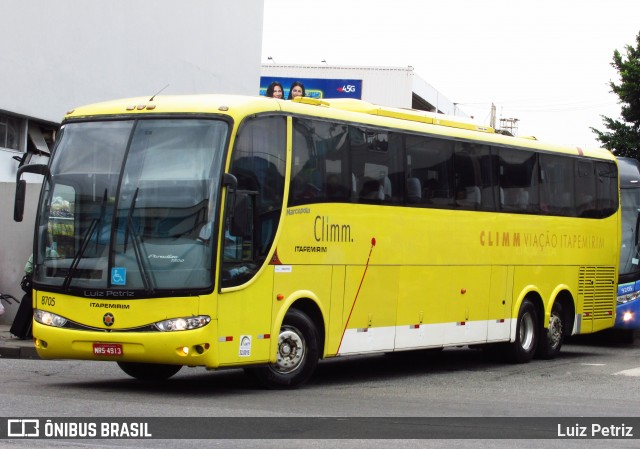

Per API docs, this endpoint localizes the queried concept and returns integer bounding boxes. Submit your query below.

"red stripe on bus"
[338,238,377,352]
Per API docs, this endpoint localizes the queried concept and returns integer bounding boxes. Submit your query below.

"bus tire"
[246,309,320,389]
[536,301,564,359]
[505,298,538,363]
[620,329,636,344]
[117,362,182,381]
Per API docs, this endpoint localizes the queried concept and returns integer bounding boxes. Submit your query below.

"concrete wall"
[2,0,264,123]
[411,76,458,116]
[0,0,264,324]
[0,180,39,323]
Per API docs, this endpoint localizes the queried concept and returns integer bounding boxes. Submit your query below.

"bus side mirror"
[14,163,50,223]
[230,192,253,238]
[223,173,254,238]
[14,180,26,222]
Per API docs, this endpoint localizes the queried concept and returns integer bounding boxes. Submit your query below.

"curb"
[0,325,39,360]
[0,343,39,359]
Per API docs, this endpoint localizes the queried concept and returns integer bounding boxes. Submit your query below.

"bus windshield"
[35,118,228,296]
[620,184,640,277]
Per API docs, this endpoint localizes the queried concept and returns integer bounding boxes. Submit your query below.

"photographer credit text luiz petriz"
[558,422,634,438]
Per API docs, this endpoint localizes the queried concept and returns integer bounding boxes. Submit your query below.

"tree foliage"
[592,31,640,157]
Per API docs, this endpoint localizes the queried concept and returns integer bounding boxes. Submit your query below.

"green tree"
[592,31,640,157]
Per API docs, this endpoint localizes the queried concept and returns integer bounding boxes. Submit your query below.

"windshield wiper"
[122,187,156,293]
[62,189,108,290]
[96,188,108,252]
[123,188,139,254]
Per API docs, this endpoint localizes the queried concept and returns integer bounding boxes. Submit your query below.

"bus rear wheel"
[246,309,319,389]
[505,298,539,363]
[117,362,182,381]
[536,301,564,359]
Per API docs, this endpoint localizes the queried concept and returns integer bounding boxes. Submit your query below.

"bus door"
[216,115,287,366]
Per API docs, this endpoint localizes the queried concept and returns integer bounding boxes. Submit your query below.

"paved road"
[0,332,639,448]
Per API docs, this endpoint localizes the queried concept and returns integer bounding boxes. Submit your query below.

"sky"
[262,0,640,149]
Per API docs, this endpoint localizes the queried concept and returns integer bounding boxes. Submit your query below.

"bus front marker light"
[154,315,211,332]
[34,309,68,328]
[175,318,187,331]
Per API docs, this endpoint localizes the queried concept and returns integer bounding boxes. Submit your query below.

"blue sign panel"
[111,267,126,286]
[618,281,638,296]
[260,76,363,100]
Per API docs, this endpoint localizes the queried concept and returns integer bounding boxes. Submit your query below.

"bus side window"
[594,160,619,217]
[539,154,574,216]
[498,148,537,213]
[289,118,352,206]
[575,160,597,217]
[405,134,454,208]
[352,128,402,205]
[222,115,286,288]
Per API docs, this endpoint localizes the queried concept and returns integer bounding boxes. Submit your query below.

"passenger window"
[289,119,351,206]
[594,161,618,218]
[574,160,597,218]
[405,134,454,208]
[454,142,494,211]
[351,128,402,205]
[498,148,537,213]
[539,154,575,216]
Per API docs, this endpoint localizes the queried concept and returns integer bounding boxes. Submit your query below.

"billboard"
[260,76,362,100]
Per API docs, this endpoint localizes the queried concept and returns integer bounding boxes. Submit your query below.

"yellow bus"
[14,94,620,388]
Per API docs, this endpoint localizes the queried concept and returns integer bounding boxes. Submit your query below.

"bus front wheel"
[536,301,564,359]
[246,309,320,389]
[505,298,539,363]
[117,362,182,381]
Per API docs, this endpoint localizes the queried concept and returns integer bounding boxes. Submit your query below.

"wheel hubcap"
[548,312,563,349]
[520,311,535,351]
[273,327,305,373]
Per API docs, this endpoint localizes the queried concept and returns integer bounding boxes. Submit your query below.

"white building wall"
[412,76,457,116]
[0,0,264,323]
[2,0,264,123]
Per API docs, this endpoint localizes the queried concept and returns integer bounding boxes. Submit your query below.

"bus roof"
[292,97,494,133]
[64,94,615,161]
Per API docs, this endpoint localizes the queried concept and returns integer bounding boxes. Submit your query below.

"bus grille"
[578,266,616,320]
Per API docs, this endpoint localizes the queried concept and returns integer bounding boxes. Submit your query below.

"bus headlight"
[617,290,640,305]
[34,309,68,328]
[154,315,211,332]
[623,311,634,322]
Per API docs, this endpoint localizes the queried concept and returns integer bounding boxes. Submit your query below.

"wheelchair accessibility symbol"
[111,267,126,285]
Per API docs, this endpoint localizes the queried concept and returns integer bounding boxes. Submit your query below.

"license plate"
[93,343,123,356]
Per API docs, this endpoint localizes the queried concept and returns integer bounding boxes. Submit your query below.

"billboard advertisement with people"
[260,76,362,100]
